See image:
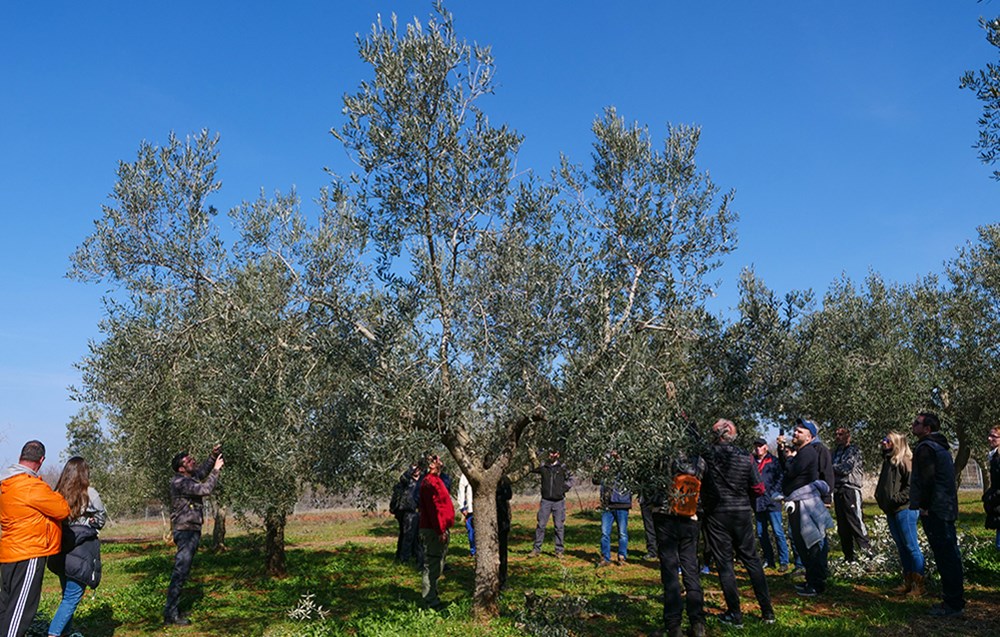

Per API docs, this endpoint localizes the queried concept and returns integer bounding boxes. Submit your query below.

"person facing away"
[751,437,789,572]
[47,456,107,637]
[874,431,925,597]
[649,452,707,637]
[909,412,964,617]
[164,444,224,626]
[0,440,71,637]
[984,425,1000,552]
[529,449,574,558]
[457,471,476,556]
[700,419,774,629]
[831,427,871,561]
[390,464,423,566]
[779,417,834,597]
[417,453,454,610]
[592,452,632,567]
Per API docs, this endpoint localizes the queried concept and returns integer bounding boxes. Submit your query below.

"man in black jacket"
[701,419,775,628]
[529,449,574,558]
[164,445,224,626]
[780,417,834,597]
[910,412,964,617]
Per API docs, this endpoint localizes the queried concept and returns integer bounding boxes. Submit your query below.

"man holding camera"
[164,444,224,626]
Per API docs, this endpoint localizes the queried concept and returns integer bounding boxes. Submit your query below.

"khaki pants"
[419,528,450,607]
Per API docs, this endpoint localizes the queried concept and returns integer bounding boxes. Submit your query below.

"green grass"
[26,494,1000,636]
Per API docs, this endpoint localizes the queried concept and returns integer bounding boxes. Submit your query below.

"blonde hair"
[886,431,912,472]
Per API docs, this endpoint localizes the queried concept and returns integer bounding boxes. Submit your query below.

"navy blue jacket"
[754,452,783,513]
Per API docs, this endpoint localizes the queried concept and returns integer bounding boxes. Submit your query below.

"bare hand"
[214,455,225,471]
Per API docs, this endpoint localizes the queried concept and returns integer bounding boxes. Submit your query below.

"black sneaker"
[762,612,776,624]
[717,611,744,628]
[796,585,819,597]
[927,603,963,618]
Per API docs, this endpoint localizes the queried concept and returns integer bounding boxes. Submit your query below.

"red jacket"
[0,469,71,563]
[418,474,455,534]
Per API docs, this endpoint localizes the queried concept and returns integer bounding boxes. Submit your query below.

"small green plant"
[287,593,330,621]
[513,592,589,637]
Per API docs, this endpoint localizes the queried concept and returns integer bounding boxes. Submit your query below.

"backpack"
[665,456,704,517]
[389,480,406,515]
[609,487,632,506]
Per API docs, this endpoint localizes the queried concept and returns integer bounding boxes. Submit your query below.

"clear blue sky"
[1,2,996,464]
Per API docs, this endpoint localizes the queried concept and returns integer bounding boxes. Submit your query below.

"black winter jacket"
[781,440,834,505]
[983,450,1000,530]
[702,443,765,514]
[533,462,573,501]
[909,432,958,521]
[48,524,102,588]
[874,451,911,515]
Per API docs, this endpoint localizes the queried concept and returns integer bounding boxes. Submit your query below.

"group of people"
[0,440,224,635]
[0,441,103,637]
[391,411,991,637]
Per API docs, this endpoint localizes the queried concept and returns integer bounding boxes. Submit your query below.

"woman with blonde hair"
[46,457,106,637]
[874,431,925,596]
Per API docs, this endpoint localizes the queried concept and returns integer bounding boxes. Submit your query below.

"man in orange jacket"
[0,440,71,637]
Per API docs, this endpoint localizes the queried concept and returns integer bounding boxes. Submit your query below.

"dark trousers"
[921,513,965,610]
[789,507,828,592]
[498,525,510,588]
[704,510,773,620]
[0,556,47,637]
[396,511,423,565]
[640,500,658,555]
[652,513,704,632]
[834,486,869,561]
[533,498,566,553]
[164,530,201,620]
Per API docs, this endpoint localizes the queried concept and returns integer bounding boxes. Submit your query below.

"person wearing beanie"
[780,418,834,597]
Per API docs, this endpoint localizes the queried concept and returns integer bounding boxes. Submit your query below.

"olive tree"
[322,4,737,616]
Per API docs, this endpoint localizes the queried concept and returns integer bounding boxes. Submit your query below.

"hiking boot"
[688,623,706,637]
[796,584,819,597]
[907,573,926,598]
[554,551,564,560]
[717,611,744,628]
[777,564,788,573]
[528,549,541,558]
[891,573,913,595]
[615,554,626,566]
[644,552,658,561]
[597,558,612,568]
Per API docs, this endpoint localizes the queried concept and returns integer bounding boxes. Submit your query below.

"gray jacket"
[169,456,220,532]
[832,443,864,490]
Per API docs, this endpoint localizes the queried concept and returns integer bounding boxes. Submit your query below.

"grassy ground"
[28,493,1000,636]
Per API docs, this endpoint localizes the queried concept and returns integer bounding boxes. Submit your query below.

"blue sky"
[1,2,996,464]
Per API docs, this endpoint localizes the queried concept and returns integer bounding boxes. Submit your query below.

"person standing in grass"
[780,417,834,597]
[390,464,423,566]
[984,426,1000,551]
[457,471,476,556]
[164,445,224,626]
[529,449,574,559]
[47,457,107,637]
[0,440,71,637]
[910,412,965,617]
[752,438,789,572]
[418,453,454,610]
[593,453,632,568]
[832,427,871,561]
[875,431,925,596]
[701,419,775,628]
[650,454,707,637]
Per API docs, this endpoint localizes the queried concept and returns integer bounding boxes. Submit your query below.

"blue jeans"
[465,514,476,555]
[601,509,629,560]
[755,509,789,567]
[920,513,964,610]
[885,509,924,575]
[48,576,85,636]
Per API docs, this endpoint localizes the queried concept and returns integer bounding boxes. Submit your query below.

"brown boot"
[907,573,926,597]
[891,572,912,595]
